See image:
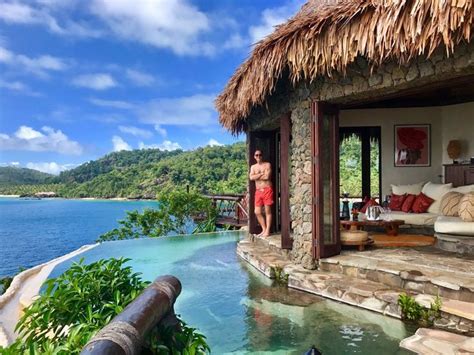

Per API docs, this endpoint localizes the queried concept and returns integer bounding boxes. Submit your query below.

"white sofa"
[362,182,474,236]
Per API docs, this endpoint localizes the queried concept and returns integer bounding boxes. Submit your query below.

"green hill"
[0,167,54,185]
[0,143,247,198]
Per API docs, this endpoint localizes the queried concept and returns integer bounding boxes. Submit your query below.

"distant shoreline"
[0,195,156,202]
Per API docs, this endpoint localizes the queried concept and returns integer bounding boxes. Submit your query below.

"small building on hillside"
[216,0,474,268]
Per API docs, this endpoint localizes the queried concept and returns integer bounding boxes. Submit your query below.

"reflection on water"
[50,232,414,354]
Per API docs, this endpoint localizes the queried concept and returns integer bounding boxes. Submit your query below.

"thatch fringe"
[216,0,473,134]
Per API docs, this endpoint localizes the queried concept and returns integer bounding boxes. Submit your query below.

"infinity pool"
[50,231,414,354]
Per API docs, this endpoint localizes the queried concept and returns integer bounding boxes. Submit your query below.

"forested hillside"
[0,167,54,185]
[0,143,247,198]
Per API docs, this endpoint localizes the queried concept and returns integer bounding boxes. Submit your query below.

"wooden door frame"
[311,101,341,260]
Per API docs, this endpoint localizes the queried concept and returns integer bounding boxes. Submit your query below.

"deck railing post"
[81,275,182,355]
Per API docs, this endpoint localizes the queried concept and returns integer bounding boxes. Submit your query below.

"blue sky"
[0,0,303,174]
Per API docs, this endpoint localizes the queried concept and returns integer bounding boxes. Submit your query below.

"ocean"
[0,197,158,277]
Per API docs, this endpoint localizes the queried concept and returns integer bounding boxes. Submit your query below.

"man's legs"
[254,206,266,236]
[262,205,272,237]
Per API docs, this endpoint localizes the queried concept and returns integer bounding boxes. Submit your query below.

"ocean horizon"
[0,197,158,277]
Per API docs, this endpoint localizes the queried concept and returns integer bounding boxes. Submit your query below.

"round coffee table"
[340,219,405,236]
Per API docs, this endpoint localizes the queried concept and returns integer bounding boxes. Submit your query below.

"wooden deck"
[205,194,248,228]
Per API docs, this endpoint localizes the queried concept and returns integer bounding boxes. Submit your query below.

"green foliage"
[340,135,380,198]
[0,276,13,295]
[398,293,442,326]
[148,318,210,355]
[0,143,247,198]
[4,258,149,354]
[2,258,210,354]
[0,166,54,185]
[272,266,289,286]
[98,190,217,242]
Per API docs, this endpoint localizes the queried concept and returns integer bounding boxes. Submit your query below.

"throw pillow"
[360,198,379,213]
[391,182,425,195]
[459,192,474,222]
[389,193,406,211]
[450,184,474,194]
[412,193,435,213]
[401,194,416,213]
[440,191,463,217]
[421,182,453,214]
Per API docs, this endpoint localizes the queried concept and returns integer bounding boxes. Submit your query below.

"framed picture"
[394,124,431,167]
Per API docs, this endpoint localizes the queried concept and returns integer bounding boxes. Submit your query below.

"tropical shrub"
[1,258,209,354]
[98,190,217,242]
[398,293,442,326]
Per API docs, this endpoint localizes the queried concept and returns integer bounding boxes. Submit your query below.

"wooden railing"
[204,194,249,227]
[81,275,181,355]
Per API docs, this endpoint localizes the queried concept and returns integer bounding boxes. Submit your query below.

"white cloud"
[139,94,216,127]
[0,2,102,38]
[154,124,167,138]
[223,33,247,50]
[0,125,83,155]
[138,140,182,151]
[118,125,152,139]
[0,45,68,77]
[89,97,134,109]
[89,0,214,56]
[73,73,117,90]
[112,135,132,151]
[0,79,41,96]
[207,138,223,147]
[26,161,73,175]
[249,2,303,44]
[126,69,154,86]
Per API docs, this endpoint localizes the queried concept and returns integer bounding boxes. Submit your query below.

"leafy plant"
[398,293,442,326]
[1,258,210,354]
[98,190,217,242]
[272,266,289,286]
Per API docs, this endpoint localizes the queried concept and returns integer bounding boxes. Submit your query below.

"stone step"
[247,234,292,261]
[319,250,474,303]
[400,328,474,355]
[237,241,474,336]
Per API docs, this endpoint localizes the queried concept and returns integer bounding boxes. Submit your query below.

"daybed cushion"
[451,184,474,194]
[440,191,463,216]
[359,211,438,225]
[459,193,474,222]
[391,182,425,195]
[434,216,474,236]
[421,182,453,214]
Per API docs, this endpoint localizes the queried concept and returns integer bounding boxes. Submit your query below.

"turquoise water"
[0,197,158,277]
[50,232,414,354]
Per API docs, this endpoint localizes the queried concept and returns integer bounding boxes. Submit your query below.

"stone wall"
[245,42,474,269]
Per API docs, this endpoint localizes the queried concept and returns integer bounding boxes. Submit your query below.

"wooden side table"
[340,219,405,236]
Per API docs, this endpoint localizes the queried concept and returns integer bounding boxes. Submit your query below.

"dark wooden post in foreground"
[81,275,182,355]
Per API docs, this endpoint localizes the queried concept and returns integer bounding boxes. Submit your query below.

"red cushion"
[360,198,379,213]
[389,193,406,211]
[401,194,416,213]
[412,193,435,213]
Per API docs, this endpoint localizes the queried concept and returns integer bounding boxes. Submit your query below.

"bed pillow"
[459,193,474,222]
[401,194,417,213]
[391,182,425,195]
[389,193,406,211]
[412,193,435,213]
[450,184,474,194]
[421,182,453,214]
[440,191,463,217]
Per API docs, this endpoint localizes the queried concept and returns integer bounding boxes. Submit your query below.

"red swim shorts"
[255,186,274,207]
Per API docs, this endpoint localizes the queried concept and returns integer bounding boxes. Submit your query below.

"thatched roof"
[216,0,473,134]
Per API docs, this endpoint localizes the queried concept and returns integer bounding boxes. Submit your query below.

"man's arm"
[249,165,263,181]
[261,163,272,180]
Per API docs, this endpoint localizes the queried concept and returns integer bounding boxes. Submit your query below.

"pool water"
[50,231,414,354]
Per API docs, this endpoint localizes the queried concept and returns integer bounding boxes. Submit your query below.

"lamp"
[447,140,461,164]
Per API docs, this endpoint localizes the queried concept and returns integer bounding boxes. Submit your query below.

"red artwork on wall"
[394,124,431,167]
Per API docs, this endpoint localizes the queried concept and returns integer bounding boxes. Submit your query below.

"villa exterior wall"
[246,42,474,269]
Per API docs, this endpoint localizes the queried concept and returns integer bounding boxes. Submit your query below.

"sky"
[0,0,304,175]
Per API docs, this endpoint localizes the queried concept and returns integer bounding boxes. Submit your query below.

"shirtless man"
[249,150,273,237]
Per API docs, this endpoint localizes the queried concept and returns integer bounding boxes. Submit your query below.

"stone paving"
[400,328,474,354]
[237,236,474,337]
